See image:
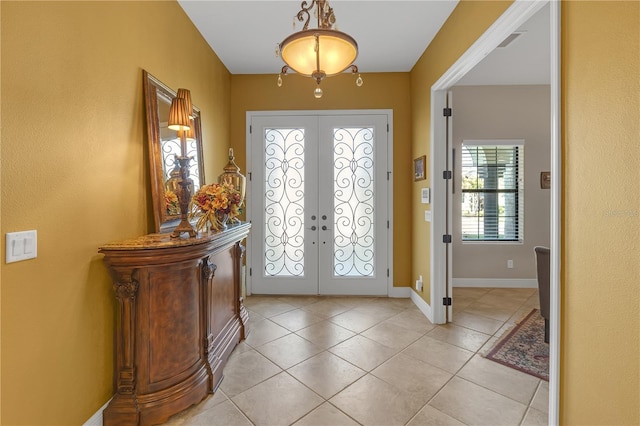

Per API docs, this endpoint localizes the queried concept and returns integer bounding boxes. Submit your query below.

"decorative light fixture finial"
[276,0,362,98]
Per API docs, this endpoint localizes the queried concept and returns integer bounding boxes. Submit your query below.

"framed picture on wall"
[414,155,426,181]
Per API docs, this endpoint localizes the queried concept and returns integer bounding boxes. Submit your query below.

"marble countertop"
[100,222,250,251]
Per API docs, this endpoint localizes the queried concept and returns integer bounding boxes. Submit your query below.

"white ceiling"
[456,2,550,86]
[178,0,550,85]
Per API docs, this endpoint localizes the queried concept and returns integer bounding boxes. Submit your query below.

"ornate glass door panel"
[248,113,389,295]
[263,128,306,276]
[249,116,319,295]
[318,115,388,295]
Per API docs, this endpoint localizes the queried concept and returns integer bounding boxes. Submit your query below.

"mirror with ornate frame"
[143,70,205,233]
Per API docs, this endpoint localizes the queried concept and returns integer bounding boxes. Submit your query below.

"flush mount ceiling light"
[276,0,363,98]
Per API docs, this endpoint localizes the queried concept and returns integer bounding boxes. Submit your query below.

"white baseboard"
[83,398,111,426]
[388,285,411,298]
[410,289,434,323]
[247,286,412,298]
[453,278,537,288]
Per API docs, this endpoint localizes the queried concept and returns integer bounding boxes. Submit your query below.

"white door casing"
[427,1,561,423]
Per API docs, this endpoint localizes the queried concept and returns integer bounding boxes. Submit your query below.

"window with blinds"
[461,143,524,242]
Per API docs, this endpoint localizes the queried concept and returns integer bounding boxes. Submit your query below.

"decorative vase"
[216,212,229,231]
[164,157,183,216]
[200,211,229,232]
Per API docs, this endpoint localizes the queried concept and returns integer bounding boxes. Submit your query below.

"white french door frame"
[428,1,561,424]
[245,109,395,296]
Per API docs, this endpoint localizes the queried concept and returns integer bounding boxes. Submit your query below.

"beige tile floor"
[165,288,549,426]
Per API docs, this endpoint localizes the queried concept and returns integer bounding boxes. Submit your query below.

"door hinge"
[387,220,389,229]
[387,171,391,181]
[443,234,452,243]
[249,125,252,134]
[443,170,452,180]
[249,267,252,277]
[387,268,389,277]
[248,172,252,181]
[443,108,452,117]
[443,297,452,306]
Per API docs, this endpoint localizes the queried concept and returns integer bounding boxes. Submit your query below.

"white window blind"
[461,142,524,242]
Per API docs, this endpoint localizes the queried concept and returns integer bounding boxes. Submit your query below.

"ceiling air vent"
[498,31,524,48]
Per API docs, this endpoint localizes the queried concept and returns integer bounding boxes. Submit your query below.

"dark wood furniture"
[99,223,250,425]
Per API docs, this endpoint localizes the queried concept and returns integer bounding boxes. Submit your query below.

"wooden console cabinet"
[99,223,250,425]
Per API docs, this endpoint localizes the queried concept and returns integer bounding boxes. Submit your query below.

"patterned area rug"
[485,309,549,381]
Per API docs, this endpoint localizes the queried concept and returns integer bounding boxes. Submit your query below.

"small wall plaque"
[414,155,426,181]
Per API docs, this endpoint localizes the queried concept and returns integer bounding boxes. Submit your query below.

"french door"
[247,112,390,295]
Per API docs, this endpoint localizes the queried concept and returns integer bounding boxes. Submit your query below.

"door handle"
[310,226,317,231]
[321,225,331,231]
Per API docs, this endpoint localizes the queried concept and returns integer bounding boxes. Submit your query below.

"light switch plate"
[421,188,430,204]
[424,210,431,222]
[6,230,37,263]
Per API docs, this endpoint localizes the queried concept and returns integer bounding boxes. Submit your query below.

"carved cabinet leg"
[201,256,218,392]
[105,270,140,425]
[235,241,250,338]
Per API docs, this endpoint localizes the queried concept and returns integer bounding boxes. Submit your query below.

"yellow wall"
[561,1,639,424]
[0,1,231,424]
[1,1,638,425]
[410,1,512,303]
[411,0,640,424]
[230,73,413,288]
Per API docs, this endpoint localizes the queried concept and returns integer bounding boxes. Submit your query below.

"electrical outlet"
[415,275,424,291]
[507,259,514,269]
